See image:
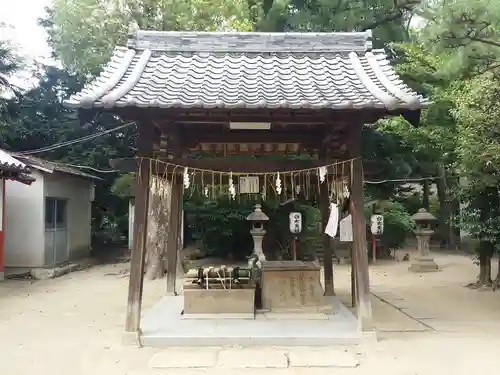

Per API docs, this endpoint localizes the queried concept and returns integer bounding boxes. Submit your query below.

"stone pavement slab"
[149,347,218,368]
[370,294,428,332]
[400,307,435,320]
[217,347,288,368]
[288,347,359,368]
[140,368,367,375]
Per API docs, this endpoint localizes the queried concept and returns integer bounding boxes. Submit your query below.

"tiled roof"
[0,149,27,171]
[0,149,35,185]
[13,155,101,181]
[65,30,428,111]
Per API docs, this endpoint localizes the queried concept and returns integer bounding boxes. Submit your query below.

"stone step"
[312,239,351,264]
[148,346,361,369]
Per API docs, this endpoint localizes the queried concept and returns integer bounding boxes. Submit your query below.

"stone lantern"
[409,208,439,272]
[247,204,269,262]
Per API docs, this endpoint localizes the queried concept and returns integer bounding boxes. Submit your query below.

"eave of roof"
[0,149,35,185]
[12,155,102,181]
[0,170,36,185]
[0,149,28,172]
[64,29,429,112]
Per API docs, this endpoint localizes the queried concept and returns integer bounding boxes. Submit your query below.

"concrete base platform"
[140,296,360,347]
[183,286,255,315]
[181,313,255,320]
[148,346,360,369]
[409,256,440,273]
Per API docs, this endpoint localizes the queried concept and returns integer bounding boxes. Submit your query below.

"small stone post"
[409,208,439,272]
[247,204,269,262]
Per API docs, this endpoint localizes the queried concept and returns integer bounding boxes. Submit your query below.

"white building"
[0,150,35,280]
[3,154,99,274]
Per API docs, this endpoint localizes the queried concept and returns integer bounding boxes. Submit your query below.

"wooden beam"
[166,180,182,295]
[82,106,421,131]
[165,123,183,295]
[108,107,387,125]
[348,123,373,331]
[351,242,357,308]
[180,130,324,147]
[125,120,153,334]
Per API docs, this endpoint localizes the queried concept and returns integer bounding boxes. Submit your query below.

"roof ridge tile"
[127,30,373,53]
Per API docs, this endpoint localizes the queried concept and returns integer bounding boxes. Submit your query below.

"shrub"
[365,198,414,250]
[380,201,414,249]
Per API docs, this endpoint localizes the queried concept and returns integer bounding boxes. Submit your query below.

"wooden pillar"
[125,121,154,333]
[351,243,357,308]
[349,124,373,331]
[319,149,334,296]
[166,179,182,295]
[165,124,183,295]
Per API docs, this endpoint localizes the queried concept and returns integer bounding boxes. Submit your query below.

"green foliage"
[0,41,22,93]
[364,195,414,249]
[185,197,254,259]
[184,193,320,260]
[42,0,253,76]
[453,76,500,179]
[421,0,500,77]
[254,0,419,44]
[0,64,136,249]
[420,1,500,276]
[111,173,135,198]
[261,200,321,260]
[451,75,500,255]
[381,201,414,249]
[388,43,457,167]
[395,191,422,215]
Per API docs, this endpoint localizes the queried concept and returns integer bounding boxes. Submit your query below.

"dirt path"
[0,263,165,375]
[1,251,500,374]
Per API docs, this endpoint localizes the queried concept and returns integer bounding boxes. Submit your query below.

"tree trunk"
[477,241,493,286]
[145,177,172,280]
[450,197,460,249]
[422,180,430,210]
[493,257,500,290]
[436,164,454,249]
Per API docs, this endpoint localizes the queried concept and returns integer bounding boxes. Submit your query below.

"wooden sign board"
[239,176,259,194]
[339,215,353,242]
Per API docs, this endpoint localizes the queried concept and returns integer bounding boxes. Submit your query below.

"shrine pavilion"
[65,29,427,346]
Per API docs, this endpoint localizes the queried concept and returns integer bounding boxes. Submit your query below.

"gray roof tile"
[14,155,101,181]
[65,30,428,111]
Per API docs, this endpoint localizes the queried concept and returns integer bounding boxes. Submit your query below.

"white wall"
[44,172,94,261]
[4,170,45,267]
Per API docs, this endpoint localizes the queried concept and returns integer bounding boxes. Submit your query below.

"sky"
[0,0,52,89]
[0,0,51,61]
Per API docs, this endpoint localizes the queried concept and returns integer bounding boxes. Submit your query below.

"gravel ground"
[1,249,500,374]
